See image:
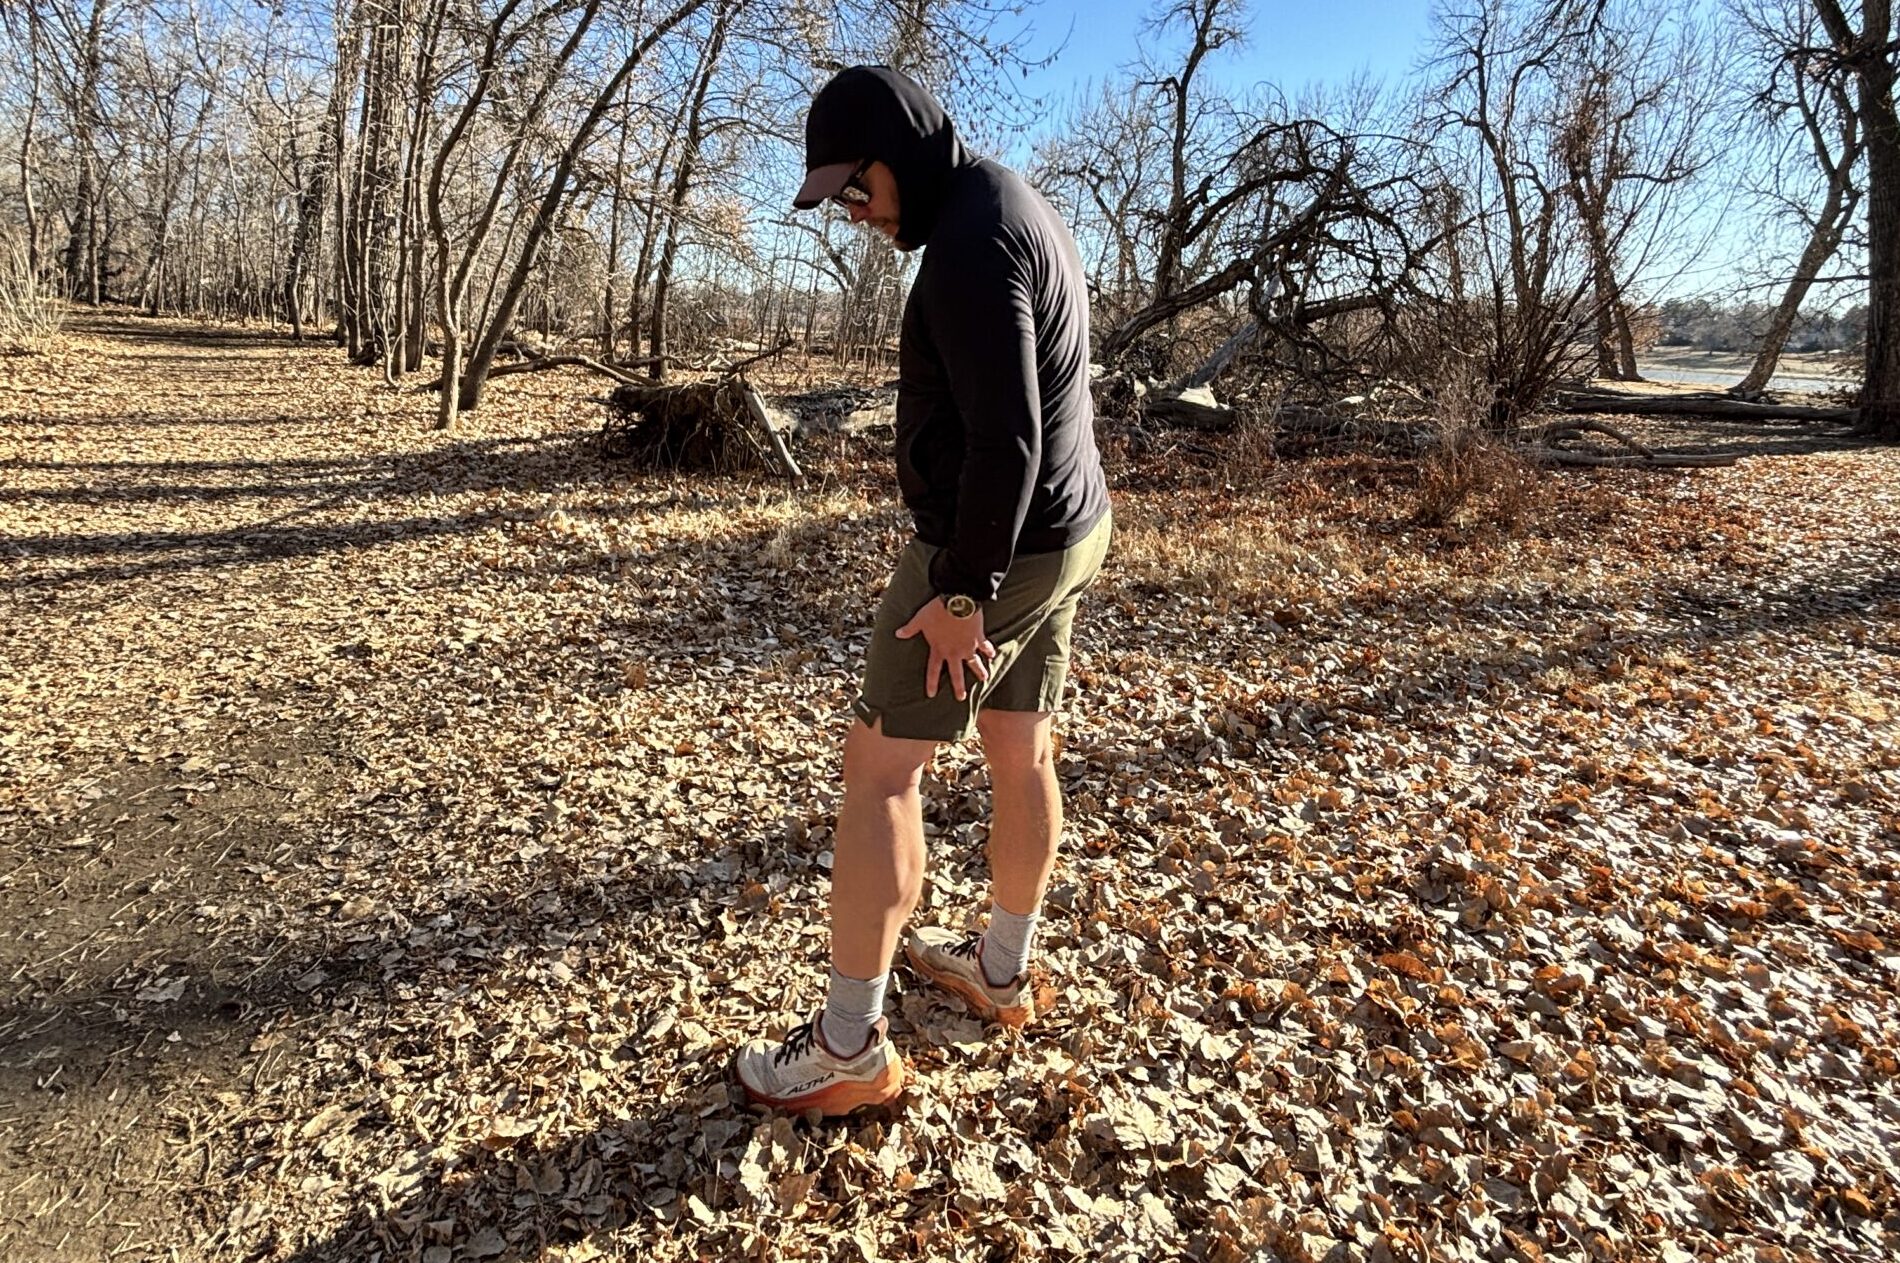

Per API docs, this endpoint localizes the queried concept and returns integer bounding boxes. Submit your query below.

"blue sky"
[1006,0,1438,146]
[967,0,1762,300]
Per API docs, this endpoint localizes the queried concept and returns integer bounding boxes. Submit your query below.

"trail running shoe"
[734,1010,905,1115]
[903,927,1035,1028]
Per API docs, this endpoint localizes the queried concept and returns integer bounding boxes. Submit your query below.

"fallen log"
[1530,449,1740,468]
[1555,389,1855,423]
[1143,384,1234,431]
[774,386,895,434]
[1520,416,1741,467]
[418,353,670,392]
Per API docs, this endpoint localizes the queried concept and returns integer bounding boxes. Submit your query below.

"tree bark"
[1815,0,1900,437]
[60,0,108,304]
[18,5,44,279]
[1856,6,1900,437]
[1735,180,1856,396]
[1738,34,1863,398]
[284,121,333,340]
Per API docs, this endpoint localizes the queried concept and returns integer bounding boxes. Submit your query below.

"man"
[735,66,1111,1115]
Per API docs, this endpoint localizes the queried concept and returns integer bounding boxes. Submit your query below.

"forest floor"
[2,314,1898,1263]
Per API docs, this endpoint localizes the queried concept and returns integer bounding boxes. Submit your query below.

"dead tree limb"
[1529,449,1739,468]
[1556,389,1856,423]
[721,338,794,375]
[420,353,667,391]
[1525,417,1656,456]
[737,380,803,483]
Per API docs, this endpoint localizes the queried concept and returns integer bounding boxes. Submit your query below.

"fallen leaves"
[2,320,1898,1262]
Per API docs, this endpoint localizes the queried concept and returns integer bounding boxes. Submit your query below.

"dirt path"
[1,319,384,1259]
[4,317,1898,1263]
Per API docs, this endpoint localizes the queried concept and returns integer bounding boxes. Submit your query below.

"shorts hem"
[851,697,972,743]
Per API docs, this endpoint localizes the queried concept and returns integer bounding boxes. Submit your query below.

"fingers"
[913,631,993,702]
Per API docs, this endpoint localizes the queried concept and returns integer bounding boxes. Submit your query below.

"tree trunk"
[1736,184,1854,396]
[1591,259,1620,379]
[1858,15,1900,437]
[456,0,708,412]
[648,2,731,382]
[1612,302,1640,379]
[60,0,107,304]
[334,0,368,353]
[601,79,634,361]
[355,6,404,370]
[19,6,44,280]
[284,124,332,340]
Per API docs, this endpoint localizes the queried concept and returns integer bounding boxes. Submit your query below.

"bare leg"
[977,710,1061,917]
[830,717,937,980]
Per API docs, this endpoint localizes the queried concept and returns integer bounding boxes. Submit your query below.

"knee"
[843,719,932,801]
[978,711,1055,775]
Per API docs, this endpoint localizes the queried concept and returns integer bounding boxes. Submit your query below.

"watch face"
[946,595,977,618]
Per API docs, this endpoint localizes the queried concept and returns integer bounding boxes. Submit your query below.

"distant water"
[1638,364,1853,394]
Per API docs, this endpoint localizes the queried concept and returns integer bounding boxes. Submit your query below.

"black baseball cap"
[791,66,921,210]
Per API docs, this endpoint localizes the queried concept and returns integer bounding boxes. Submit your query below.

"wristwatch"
[943,594,978,618]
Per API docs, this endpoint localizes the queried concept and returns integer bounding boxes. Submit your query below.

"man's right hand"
[894,599,997,701]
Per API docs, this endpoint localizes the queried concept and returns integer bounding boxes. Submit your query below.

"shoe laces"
[947,934,984,961]
[773,1017,819,1067]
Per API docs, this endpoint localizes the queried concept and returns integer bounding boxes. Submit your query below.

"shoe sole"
[904,942,1033,1028]
[741,1058,905,1116]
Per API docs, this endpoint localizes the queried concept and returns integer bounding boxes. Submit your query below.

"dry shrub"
[1412,425,1537,528]
[0,239,62,354]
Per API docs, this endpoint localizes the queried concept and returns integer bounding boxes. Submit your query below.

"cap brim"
[792,162,859,210]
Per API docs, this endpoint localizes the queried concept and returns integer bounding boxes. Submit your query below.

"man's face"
[841,161,904,247]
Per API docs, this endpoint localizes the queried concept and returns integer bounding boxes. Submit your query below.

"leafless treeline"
[2,0,1896,435]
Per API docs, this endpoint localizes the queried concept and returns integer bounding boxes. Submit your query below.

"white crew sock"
[819,966,886,1058]
[980,905,1039,987]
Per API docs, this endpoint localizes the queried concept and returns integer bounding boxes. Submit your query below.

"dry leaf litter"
[1,317,1897,1263]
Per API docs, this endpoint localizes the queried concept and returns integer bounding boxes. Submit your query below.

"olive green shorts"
[853,513,1112,742]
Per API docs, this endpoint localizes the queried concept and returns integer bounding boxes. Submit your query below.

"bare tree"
[1730,0,1865,396]
[1553,14,1710,380]
[647,0,736,380]
[1038,0,1436,395]
[453,0,711,413]
[3,3,49,277]
[1420,0,1711,427]
[44,0,115,303]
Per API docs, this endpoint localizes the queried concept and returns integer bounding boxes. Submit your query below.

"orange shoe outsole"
[742,1057,905,1116]
[904,942,1034,1028]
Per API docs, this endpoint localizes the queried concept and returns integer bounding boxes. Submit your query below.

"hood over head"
[793,65,973,249]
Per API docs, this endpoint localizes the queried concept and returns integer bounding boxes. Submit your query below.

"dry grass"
[1110,510,1364,606]
[0,241,61,355]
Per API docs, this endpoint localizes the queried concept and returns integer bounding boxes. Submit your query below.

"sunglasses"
[831,160,873,208]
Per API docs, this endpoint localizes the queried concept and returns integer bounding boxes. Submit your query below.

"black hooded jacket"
[804,67,1109,600]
